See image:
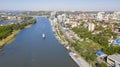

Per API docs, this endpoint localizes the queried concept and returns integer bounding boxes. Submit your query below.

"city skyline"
[0,0,120,11]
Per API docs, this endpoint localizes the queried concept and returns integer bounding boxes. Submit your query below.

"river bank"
[25,24,32,28]
[0,30,20,48]
[0,19,36,49]
[0,24,33,48]
[50,19,91,67]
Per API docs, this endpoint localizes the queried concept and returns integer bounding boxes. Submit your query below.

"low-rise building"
[96,51,107,59]
[107,54,120,67]
[114,28,120,34]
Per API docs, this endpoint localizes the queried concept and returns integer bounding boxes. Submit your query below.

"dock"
[69,52,91,67]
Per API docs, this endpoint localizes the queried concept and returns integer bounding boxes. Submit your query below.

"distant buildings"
[0,11,33,26]
[96,11,120,22]
[7,16,22,20]
[57,15,63,23]
[113,12,120,21]
[51,11,57,18]
[97,12,105,21]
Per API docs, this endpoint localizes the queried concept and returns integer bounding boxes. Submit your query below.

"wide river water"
[0,17,77,67]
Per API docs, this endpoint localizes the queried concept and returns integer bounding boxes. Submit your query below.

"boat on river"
[42,33,46,39]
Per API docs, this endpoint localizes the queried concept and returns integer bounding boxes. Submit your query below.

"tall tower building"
[88,23,95,31]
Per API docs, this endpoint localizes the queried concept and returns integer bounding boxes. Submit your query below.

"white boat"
[42,33,45,38]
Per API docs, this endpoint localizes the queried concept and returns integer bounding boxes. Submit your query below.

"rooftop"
[108,54,120,63]
[96,51,104,56]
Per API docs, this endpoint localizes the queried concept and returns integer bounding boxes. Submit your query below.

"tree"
[95,26,104,31]
[99,62,107,67]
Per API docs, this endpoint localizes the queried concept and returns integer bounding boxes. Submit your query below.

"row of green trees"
[66,38,97,63]
[71,27,104,66]
[0,26,12,40]
[103,46,120,55]
[0,18,36,40]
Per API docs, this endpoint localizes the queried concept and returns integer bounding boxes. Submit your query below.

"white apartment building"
[88,23,95,31]
[112,12,120,20]
[97,12,105,21]
[51,11,56,18]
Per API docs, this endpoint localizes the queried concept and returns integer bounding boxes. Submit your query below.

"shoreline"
[0,30,20,48]
[0,23,34,49]
[50,19,91,67]
[25,24,32,28]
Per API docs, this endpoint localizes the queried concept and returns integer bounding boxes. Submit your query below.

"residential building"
[88,23,95,31]
[97,12,105,21]
[112,12,120,21]
[107,54,120,67]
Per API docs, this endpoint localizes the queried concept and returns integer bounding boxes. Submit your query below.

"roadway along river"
[0,17,78,67]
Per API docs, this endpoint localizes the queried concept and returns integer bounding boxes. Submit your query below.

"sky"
[0,0,120,11]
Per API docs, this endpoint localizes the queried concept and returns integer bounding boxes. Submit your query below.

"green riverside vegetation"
[70,25,120,67]
[72,27,120,55]
[57,21,120,66]
[0,17,36,48]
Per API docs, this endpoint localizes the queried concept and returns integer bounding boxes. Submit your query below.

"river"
[0,17,77,67]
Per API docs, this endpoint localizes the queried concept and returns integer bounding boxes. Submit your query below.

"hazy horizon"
[0,0,120,11]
